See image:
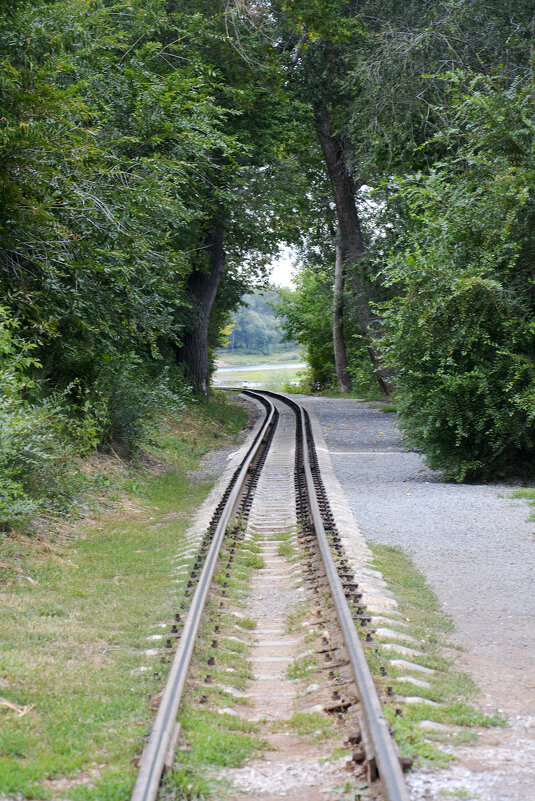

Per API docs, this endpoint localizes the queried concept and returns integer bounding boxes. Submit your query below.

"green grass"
[378,403,397,413]
[439,790,473,800]
[330,388,385,401]
[171,532,269,796]
[284,600,310,633]
[511,487,535,521]
[239,550,265,570]
[282,374,389,402]
[161,768,215,801]
[213,365,306,391]
[235,615,256,630]
[277,541,293,558]
[369,544,505,767]
[277,712,337,742]
[511,488,535,499]
[330,780,370,800]
[286,654,318,680]
[0,395,249,800]
[215,349,302,367]
[179,709,261,767]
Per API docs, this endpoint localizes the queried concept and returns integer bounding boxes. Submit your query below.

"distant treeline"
[223,289,295,355]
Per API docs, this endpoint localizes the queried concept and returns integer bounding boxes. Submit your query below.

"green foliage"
[225,287,294,355]
[277,242,375,393]
[278,278,336,390]
[0,303,191,528]
[274,0,535,475]
[0,0,231,502]
[0,0,311,525]
[0,309,78,529]
[0,387,78,529]
[91,360,190,458]
[276,222,337,390]
[380,75,535,480]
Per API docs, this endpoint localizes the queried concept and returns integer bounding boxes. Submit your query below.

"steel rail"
[131,394,276,801]
[295,397,411,801]
[242,389,410,801]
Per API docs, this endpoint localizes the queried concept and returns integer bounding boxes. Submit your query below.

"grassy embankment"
[215,349,398,402]
[214,349,302,367]
[0,393,249,801]
[368,544,505,766]
[510,487,535,520]
[213,349,306,391]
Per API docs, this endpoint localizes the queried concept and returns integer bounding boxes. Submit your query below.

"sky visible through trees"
[269,248,297,289]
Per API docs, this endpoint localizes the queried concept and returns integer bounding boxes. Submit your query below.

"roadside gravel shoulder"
[300,395,535,801]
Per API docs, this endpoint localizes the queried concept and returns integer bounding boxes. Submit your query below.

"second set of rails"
[131,389,410,801]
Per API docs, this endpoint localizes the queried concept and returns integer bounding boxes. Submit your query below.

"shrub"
[0,308,194,529]
[278,268,337,391]
[0,310,81,528]
[383,273,535,480]
[92,359,192,457]
[380,75,535,480]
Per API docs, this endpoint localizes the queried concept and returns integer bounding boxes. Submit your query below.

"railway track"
[131,390,410,801]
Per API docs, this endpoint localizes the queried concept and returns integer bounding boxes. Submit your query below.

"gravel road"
[301,395,535,801]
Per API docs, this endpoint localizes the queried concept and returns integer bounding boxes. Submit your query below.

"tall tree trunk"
[178,217,226,397]
[316,109,393,396]
[332,235,352,393]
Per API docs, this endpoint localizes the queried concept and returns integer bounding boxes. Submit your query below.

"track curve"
[131,389,410,801]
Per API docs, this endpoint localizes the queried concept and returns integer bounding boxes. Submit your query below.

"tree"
[167,1,325,393]
[278,272,336,390]
[332,234,351,393]
[252,0,395,393]
[277,219,376,393]
[379,73,535,479]
[227,288,289,354]
[0,0,305,400]
[0,0,235,386]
